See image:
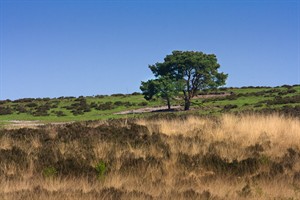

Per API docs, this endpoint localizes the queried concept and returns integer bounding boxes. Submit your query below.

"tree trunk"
[184,99,190,110]
[167,98,171,110]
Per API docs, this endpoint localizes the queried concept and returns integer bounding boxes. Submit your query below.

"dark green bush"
[15,105,28,113]
[57,96,76,100]
[0,106,13,115]
[112,101,135,107]
[131,92,141,95]
[111,93,125,97]
[71,109,84,115]
[278,89,297,95]
[0,100,11,105]
[96,102,116,110]
[54,111,66,117]
[26,102,38,108]
[33,103,51,116]
[114,101,123,106]
[265,95,300,105]
[90,102,98,108]
[138,102,148,106]
[223,104,238,111]
[13,98,35,103]
[65,98,91,115]
[95,95,108,98]
[281,84,292,89]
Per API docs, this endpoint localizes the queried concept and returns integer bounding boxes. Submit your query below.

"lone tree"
[146,50,228,110]
[140,76,183,110]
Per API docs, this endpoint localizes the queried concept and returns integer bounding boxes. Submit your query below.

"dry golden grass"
[138,114,300,158]
[0,114,299,199]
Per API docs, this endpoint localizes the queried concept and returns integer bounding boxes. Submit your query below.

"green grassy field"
[0,85,299,124]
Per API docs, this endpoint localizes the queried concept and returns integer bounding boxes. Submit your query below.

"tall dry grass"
[0,114,299,199]
[138,114,300,158]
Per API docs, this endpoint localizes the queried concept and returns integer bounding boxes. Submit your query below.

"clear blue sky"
[0,0,299,100]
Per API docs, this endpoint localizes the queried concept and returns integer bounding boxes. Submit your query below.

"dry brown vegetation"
[0,114,300,199]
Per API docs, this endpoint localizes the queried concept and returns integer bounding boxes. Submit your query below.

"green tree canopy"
[140,77,183,110]
[148,50,228,110]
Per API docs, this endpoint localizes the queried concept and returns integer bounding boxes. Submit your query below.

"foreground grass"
[0,114,299,199]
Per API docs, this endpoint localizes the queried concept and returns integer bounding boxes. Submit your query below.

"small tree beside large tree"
[140,76,183,110]
[141,50,228,110]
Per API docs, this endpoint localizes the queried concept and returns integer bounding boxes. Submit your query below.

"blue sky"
[0,0,299,100]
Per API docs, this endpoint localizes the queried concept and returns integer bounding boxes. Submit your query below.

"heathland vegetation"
[0,84,299,126]
[0,114,300,199]
[0,51,299,199]
[0,84,299,199]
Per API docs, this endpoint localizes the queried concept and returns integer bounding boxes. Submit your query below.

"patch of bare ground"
[194,92,231,99]
[115,105,182,115]
[116,93,231,115]
[4,121,70,129]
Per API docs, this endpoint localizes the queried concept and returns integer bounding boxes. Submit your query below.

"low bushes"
[263,95,300,105]
[0,114,299,199]
[0,106,13,115]
[64,97,91,115]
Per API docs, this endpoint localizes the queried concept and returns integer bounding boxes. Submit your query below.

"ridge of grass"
[0,85,299,125]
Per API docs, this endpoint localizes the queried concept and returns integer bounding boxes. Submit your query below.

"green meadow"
[0,85,299,125]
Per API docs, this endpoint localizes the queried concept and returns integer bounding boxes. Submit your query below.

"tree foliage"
[148,50,228,110]
[140,77,183,109]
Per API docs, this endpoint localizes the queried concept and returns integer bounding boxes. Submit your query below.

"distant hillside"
[0,85,299,126]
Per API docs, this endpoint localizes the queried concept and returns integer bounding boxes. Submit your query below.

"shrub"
[43,97,51,101]
[43,166,57,178]
[0,146,29,174]
[57,96,76,100]
[124,102,135,107]
[26,102,38,108]
[278,89,297,95]
[111,93,125,97]
[223,104,238,111]
[33,103,51,116]
[96,102,116,110]
[71,109,84,115]
[66,98,91,115]
[287,89,297,93]
[0,106,13,115]
[281,84,292,89]
[280,105,300,117]
[55,157,95,177]
[219,87,228,91]
[131,92,141,95]
[55,111,66,117]
[13,98,35,103]
[265,95,300,105]
[138,102,148,106]
[114,101,124,106]
[95,160,107,179]
[15,105,28,113]
[0,100,11,104]
[90,102,98,108]
[95,95,108,98]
